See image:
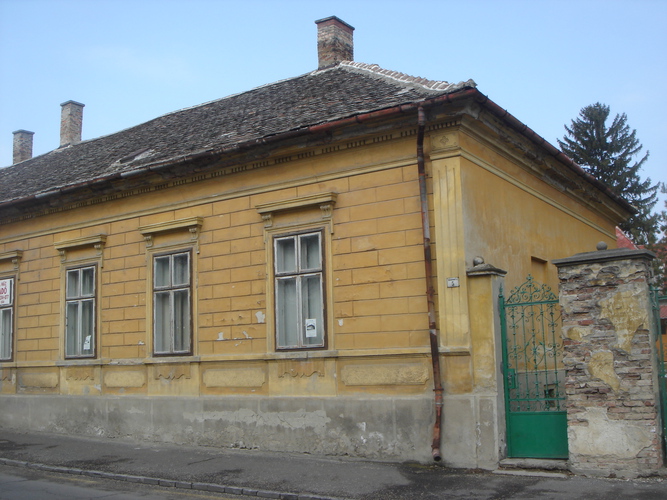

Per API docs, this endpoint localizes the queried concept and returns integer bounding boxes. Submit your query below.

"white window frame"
[0,277,14,361]
[273,230,326,350]
[152,250,192,356]
[65,266,96,358]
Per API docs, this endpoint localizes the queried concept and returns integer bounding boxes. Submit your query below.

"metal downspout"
[417,106,444,461]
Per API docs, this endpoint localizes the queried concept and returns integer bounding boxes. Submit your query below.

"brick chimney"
[12,129,34,164]
[315,16,354,69]
[60,100,85,147]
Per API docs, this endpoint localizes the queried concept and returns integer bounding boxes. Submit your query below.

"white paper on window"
[305,318,317,337]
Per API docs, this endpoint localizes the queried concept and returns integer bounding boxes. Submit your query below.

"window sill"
[55,358,103,367]
[144,355,201,365]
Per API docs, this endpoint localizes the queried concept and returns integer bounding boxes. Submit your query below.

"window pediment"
[0,250,23,278]
[256,192,337,228]
[54,235,106,266]
[139,217,203,253]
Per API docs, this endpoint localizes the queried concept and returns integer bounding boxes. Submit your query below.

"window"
[274,231,325,349]
[65,266,96,358]
[153,251,191,355]
[0,277,14,361]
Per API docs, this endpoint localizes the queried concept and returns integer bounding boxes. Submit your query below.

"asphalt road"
[2,429,667,499]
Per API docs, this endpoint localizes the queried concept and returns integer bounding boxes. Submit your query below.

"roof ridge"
[339,61,476,92]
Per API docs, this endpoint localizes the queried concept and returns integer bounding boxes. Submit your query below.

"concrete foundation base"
[0,392,504,468]
[441,394,504,469]
[0,394,436,461]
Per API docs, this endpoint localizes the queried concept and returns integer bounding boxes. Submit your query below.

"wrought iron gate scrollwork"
[500,275,568,458]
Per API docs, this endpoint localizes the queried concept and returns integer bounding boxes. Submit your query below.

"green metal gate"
[500,275,568,459]
[650,288,667,457]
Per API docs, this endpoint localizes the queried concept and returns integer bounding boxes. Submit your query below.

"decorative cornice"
[139,216,203,253]
[0,128,407,226]
[0,250,23,262]
[54,234,106,266]
[255,192,337,228]
[0,155,415,248]
[0,250,23,279]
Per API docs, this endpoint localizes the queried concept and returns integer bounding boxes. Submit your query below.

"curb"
[0,457,345,500]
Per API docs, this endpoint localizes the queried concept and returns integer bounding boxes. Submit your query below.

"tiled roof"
[616,227,641,250]
[0,63,475,206]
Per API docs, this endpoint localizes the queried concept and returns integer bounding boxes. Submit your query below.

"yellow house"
[0,17,631,468]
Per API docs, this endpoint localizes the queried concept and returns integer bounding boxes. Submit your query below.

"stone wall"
[554,245,662,477]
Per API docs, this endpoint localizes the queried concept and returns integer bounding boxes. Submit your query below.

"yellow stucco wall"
[0,112,625,406]
[0,130,435,397]
[427,120,622,398]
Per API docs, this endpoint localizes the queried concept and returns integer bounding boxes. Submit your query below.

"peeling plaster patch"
[203,367,265,387]
[565,326,588,342]
[255,311,266,323]
[19,372,59,389]
[338,319,344,327]
[570,407,653,459]
[182,408,331,433]
[217,332,225,341]
[104,371,146,388]
[599,288,648,352]
[341,363,429,386]
[241,331,251,339]
[368,432,384,442]
[357,422,366,432]
[588,351,621,392]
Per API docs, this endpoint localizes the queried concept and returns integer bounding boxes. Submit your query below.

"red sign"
[0,278,13,306]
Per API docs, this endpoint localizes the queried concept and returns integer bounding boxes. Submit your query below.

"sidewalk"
[1,429,666,499]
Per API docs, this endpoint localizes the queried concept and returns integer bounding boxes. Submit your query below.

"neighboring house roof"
[616,227,643,250]
[0,62,474,206]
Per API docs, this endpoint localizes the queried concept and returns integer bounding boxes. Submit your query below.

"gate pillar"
[553,243,662,477]
[466,257,506,468]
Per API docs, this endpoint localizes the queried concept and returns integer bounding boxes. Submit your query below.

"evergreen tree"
[558,103,659,245]
[648,183,667,293]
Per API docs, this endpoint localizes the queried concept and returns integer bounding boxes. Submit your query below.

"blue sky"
[1,0,665,207]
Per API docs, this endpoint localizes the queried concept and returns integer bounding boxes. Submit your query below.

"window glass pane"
[275,238,296,274]
[81,267,95,297]
[302,275,323,346]
[0,309,11,360]
[66,269,79,299]
[276,278,298,348]
[172,253,189,286]
[81,299,94,355]
[154,291,171,353]
[154,256,171,288]
[65,302,79,356]
[300,234,321,270]
[173,290,190,352]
